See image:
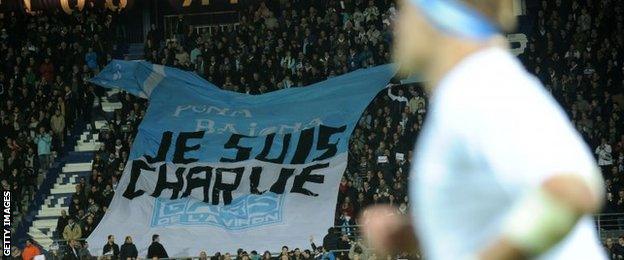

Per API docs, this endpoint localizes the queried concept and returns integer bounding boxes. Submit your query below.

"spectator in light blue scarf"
[34,126,52,172]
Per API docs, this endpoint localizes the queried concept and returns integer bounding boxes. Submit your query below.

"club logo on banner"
[87,60,394,256]
[151,193,284,229]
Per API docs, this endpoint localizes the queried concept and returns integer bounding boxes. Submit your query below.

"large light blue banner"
[87,60,394,256]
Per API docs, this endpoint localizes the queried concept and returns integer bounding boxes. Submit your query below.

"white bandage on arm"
[502,169,604,256]
[502,188,578,255]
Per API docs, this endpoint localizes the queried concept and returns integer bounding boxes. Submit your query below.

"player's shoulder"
[437,47,554,114]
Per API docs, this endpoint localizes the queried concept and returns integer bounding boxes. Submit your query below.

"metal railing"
[38,214,624,259]
[193,23,240,36]
[163,11,239,41]
[596,213,624,240]
[596,213,624,229]
[44,225,362,259]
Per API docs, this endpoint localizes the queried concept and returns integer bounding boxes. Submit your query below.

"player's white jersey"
[410,47,606,260]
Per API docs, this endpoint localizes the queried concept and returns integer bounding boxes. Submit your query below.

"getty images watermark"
[3,190,10,257]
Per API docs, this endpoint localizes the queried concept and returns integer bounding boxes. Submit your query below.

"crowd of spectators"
[2,0,624,259]
[47,230,411,260]
[147,0,396,91]
[519,0,624,258]
[0,3,127,229]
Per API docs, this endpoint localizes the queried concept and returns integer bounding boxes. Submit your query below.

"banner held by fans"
[87,60,395,256]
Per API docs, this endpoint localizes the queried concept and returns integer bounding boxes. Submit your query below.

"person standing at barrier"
[119,236,138,260]
[147,234,169,259]
[261,251,271,260]
[63,239,79,260]
[56,209,70,240]
[278,246,289,259]
[103,235,120,259]
[321,229,338,252]
[249,251,260,260]
[79,241,93,260]
[361,0,607,259]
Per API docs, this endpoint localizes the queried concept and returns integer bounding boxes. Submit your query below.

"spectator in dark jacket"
[147,234,168,259]
[63,239,80,260]
[337,234,350,251]
[55,210,69,239]
[322,228,339,251]
[102,235,119,259]
[119,236,138,260]
[79,241,93,260]
[614,236,624,260]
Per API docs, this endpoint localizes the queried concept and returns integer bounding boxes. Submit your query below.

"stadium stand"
[1,0,623,259]
[0,4,129,258]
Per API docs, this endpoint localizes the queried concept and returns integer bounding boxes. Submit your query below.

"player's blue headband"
[408,0,499,40]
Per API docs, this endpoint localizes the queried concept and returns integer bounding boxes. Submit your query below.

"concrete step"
[76,141,103,148]
[45,196,71,208]
[37,207,68,218]
[75,142,103,152]
[32,219,58,229]
[50,184,78,195]
[55,175,79,184]
[79,132,99,142]
[28,229,54,245]
[62,162,93,173]
[102,102,123,112]
[94,120,108,130]
[76,140,102,146]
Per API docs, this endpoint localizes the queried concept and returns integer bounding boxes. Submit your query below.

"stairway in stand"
[19,89,122,250]
[27,152,95,248]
